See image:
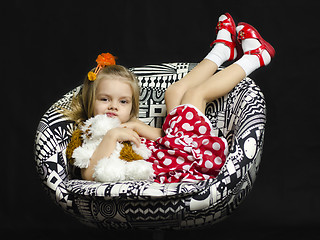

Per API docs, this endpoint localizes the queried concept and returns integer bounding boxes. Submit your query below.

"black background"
[3,0,320,239]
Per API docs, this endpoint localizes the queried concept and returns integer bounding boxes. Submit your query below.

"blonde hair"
[64,65,140,126]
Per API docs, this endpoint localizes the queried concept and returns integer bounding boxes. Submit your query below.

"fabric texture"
[143,104,228,183]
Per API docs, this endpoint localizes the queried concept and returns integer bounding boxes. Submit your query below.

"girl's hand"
[120,117,150,134]
[121,117,164,141]
[107,126,141,147]
[120,117,141,129]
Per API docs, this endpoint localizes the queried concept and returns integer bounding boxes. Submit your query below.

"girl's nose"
[108,101,118,110]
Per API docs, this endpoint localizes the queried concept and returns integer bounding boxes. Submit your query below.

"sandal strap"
[210,39,235,61]
[244,45,267,67]
[237,24,260,42]
[216,20,233,34]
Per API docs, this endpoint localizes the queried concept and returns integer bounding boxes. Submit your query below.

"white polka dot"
[203,174,210,179]
[182,123,194,131]
[176,156,185,164]
[199,126,207,134]
[191,141,198,148]
[184,137,193,144]
[205,160,213,169]
[165,128,172,135]
[186,112,194,120]
[171,116,177,122]
[202,139,209,145]
[183,165,191,170]
[214,157,222,165]
[170,109,177,115]
[163,158,172,166]
[174,172,182,179]
[204,150,212,156]
[187,155,195,161]
[184,146,192,152]
[168,150,175,155]
[157,152,164,159]
[164,141,170,147]
[212,142,221,151]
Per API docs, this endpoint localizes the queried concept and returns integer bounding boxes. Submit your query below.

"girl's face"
[94,76,133,123]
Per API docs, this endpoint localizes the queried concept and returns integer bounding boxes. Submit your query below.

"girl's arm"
[81,127,141,181]
[122,117,164,141]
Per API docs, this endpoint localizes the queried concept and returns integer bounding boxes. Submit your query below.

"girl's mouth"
[106,112,117,118]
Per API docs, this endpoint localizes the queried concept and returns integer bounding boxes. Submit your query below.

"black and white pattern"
[34,63,266,229]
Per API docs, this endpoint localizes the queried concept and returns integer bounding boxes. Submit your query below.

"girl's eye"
[101,98,109,102]
[120,100,128,104]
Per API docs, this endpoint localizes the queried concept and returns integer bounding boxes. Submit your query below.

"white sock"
[205,15,236,67]
[235,25,271,76]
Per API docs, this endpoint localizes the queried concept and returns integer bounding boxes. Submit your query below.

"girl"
[66,13,275,183]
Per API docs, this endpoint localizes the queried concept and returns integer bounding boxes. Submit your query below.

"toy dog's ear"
[84,124,92,139]
[120,142,143,162]
[80,116,96,140]
[66,128,83,163]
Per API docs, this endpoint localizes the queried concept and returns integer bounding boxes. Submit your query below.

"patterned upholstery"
[34,63,266,229]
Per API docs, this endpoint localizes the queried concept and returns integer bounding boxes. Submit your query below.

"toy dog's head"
[81,114,121,143]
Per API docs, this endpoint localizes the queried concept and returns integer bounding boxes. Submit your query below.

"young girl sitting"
[66,13,275,183]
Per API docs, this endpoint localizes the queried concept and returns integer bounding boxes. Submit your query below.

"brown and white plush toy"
[68,114,153,182]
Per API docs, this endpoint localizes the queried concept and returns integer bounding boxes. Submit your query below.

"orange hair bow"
[87,52,117,81]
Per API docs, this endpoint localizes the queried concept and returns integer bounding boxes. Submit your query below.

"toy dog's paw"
[125,160,154,181]
[132,143,152,159]
[93,156,126,182]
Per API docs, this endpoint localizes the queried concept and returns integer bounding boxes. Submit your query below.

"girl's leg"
[180,63,245,113]
[165,13,238,113]
[164,59,218,113]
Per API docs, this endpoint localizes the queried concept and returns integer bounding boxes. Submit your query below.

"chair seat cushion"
[66,178,211,199]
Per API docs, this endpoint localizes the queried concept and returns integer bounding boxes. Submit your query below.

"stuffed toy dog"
[69,114,154,182]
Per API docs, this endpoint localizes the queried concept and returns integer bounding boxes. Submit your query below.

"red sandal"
[237,22,275,67]
[210,13,243,61]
